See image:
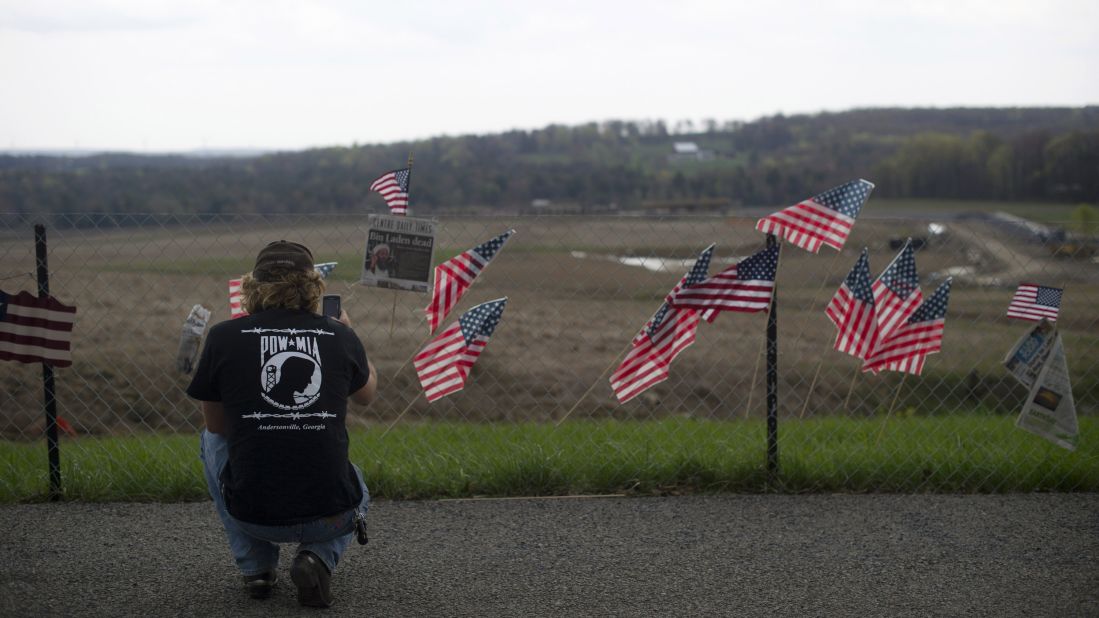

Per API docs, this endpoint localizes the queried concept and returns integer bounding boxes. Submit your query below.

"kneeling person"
[187,240,377,607]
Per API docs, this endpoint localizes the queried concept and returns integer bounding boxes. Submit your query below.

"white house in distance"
[668,141,715,163]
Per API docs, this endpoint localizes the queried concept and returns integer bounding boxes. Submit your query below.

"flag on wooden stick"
[369,168,411,215]
[669,244,778,316]
[863,278,952,375]
[415,298,507,402]
[0,290,76,367]
[872,239,922,339]
[613,246,715,403]
[1006,283,1062,323]
[426,229,514,334]
[825,248,879,359]
[755,179,874,253]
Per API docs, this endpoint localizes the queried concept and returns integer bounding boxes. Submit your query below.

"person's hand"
[339,309,352,328]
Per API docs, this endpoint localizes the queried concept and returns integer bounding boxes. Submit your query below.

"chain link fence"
[2,211,1097,493]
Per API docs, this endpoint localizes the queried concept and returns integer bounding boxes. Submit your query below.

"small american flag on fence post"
[426,230,514,334]
[755,179,874,253]
[825,248,879,359]
[0,289,77,367]
[369,168,411,215]
[872,239,922,339]
[229,278,247,319]
[863,277,953,375]
[415,297,507,402]
[1006,283,1062,322]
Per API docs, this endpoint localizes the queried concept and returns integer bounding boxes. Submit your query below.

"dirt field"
[2,213,1097,439]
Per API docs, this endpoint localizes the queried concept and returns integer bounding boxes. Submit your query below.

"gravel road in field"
[2,494,1097,617]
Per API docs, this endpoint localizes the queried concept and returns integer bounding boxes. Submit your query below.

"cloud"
[0,0,217,33]
[0,0,1096,150]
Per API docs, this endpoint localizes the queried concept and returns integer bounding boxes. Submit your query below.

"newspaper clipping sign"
[1003,319,1078,451]
[360,215,437,293]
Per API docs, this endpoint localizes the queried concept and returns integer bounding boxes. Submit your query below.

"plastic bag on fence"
[176,304,212,374]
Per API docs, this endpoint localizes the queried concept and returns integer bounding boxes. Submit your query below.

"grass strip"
[2,416,1096,503]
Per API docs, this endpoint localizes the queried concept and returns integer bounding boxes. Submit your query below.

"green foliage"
[1070,204,1098,235]
[1,108,1097,221]
[2,416,1096,502]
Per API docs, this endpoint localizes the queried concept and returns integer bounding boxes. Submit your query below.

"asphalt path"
[2,494,1097,617]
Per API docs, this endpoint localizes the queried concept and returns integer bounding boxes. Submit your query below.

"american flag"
[615,246,713,403]
[755,179,874,253]
[875,354,926,376]
[825,248,879,359]
[314,262,337,279]
[872,239,922,338]
[611,308,701,404]
[415,298,507,402]
[1006,283,1062,322]
[229,278,247,319]
[426,229,514,334]
[863,278,952,375]
[0,290,77,367]
[369,168,411,215]
[634,244,713,344]
[669,244,778,315]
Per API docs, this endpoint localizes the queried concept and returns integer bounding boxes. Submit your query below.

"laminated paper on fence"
[1,212,1096,489]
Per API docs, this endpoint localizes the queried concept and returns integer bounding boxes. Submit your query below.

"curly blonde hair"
[240,268,325,314]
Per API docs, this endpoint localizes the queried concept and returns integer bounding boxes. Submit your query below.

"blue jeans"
[200,430,369,576]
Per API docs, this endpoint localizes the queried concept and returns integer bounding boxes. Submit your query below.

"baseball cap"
[252,240,315,282]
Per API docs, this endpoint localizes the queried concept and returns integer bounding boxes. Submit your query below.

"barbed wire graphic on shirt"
[242,409,336,417]
[241,328,335,336]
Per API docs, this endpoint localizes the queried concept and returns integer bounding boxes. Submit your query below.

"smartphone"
[322,294,341,319]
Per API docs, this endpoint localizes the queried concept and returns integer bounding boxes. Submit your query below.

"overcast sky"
[1,0,1096,152]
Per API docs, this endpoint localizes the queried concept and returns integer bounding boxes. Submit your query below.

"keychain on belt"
[354,510,368,545]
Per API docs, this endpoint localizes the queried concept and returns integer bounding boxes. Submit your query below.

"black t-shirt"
[187,308,368,525]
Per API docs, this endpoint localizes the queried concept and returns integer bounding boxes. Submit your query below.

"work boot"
[290,551,333,608]
[242,569,278,599]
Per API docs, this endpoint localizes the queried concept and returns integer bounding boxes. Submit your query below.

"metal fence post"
[766,234,779,481]
[34,223,62,500]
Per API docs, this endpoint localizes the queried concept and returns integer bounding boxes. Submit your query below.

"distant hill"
[1,107,1096,221]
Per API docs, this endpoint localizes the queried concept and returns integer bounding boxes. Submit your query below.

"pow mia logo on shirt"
[254,331,325,411]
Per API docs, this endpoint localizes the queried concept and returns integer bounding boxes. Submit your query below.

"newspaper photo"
[1002,318,1056,390]
[1003,320,1078,451]
[360,214,437,293]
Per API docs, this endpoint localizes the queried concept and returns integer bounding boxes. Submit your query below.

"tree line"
[1,107,1096,222]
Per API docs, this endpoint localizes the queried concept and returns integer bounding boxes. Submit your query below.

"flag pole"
[798,359,824,419]
[380,392,422,438]
[387,152,415,338]
[34,223,62,501]
[390,331,436,379]
[764,234,780,480]
[875,373,907,446]
[405,151,414,211]
[555,338,636,428]
[791,246,843,420]
[389,293,398,337]
[843,365,860,412]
